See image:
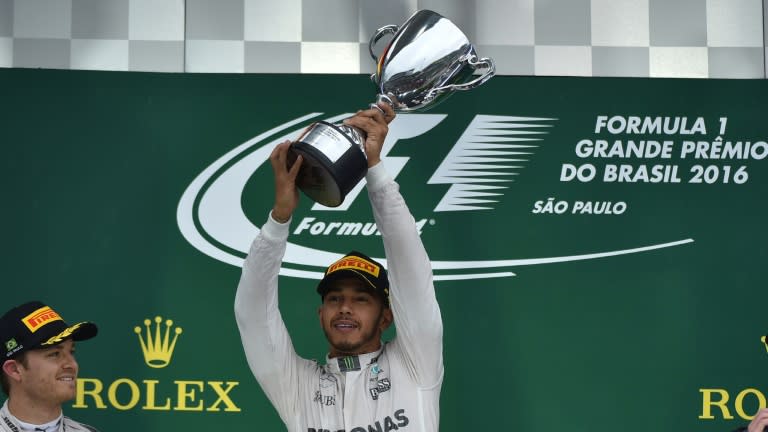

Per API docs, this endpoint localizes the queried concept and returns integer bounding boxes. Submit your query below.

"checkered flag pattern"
[0,0,765,77]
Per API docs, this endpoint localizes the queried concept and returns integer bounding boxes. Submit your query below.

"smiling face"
[318,278,393,358]
[9,338,79,406]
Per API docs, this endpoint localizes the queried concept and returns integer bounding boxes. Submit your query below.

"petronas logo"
[134,316,183,368]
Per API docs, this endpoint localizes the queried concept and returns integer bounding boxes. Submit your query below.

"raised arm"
[344,106,444,387]
[234,142,304,420]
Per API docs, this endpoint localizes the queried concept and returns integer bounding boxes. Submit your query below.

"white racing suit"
[235,164,443,432]
[1,401,99,432]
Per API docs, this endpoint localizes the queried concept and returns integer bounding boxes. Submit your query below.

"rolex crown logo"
[134,316,183,369]
[762,335,768,355]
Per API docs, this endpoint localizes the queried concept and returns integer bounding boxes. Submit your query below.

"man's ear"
[379,308,393,331]
[2,359,22,383]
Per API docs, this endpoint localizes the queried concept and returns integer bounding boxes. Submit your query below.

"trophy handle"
[368,24,399,62]
[433,55,496,94]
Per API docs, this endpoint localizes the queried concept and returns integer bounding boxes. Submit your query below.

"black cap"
[1,301,98,359]
[317,251,389,304]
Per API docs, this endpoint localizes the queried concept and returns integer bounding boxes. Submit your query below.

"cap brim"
[317,269,378,295]
[40,321,98,347]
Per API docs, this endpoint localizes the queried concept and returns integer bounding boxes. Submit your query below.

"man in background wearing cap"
[1,301,99,432]
[235,103,443,431]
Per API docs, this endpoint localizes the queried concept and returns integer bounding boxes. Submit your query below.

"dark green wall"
[1,69,766,431]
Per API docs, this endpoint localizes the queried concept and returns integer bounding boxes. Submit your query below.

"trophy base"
[289,121,368,208]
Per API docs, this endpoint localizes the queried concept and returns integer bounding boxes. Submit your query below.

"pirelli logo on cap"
[327,256,380,278]
[22,306,62,333]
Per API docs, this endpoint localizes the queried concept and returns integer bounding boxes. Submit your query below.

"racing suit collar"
[2,400,63,432]
[326,344,384,373]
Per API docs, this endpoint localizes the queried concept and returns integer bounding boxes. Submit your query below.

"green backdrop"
[1,69,766,432]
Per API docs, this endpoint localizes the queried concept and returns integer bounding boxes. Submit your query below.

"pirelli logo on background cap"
[317,251,390,304]
[22,306,62,333]
[1,301,98,358]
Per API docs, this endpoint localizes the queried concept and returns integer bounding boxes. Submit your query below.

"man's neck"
[7,394,63,425]
[328,341,383,359]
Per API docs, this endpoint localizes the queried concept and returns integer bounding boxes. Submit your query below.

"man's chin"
[55,390,77,404]
[331,340,362,355]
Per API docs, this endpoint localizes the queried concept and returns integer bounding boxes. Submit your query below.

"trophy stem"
[369,94,396,113]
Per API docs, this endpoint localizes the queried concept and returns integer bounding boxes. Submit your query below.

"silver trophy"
[289,9,495,207]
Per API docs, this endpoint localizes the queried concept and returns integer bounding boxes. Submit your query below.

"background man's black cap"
[1,301,98,359]
[316,251,390,304]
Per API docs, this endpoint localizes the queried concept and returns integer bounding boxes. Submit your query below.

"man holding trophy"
[236,102,443,431]
[234,10,493,431]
